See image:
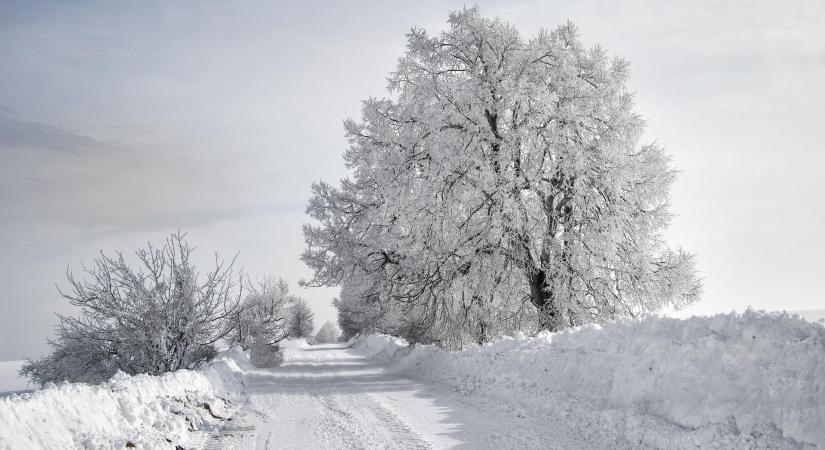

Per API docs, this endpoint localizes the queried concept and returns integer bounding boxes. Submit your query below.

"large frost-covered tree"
[303,8,700,339]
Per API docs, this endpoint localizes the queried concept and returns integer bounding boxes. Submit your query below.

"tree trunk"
[527,176,574,332]
[477,319,487,345]
[528,268,564,332]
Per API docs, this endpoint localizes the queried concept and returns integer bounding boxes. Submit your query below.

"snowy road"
[208,343,584,449]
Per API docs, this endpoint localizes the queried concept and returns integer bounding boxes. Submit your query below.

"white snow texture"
[354,310,825,448]
[0,348,249,449]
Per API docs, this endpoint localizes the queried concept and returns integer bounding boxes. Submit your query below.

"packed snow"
[353,310,825,448]
[209,340,590,448]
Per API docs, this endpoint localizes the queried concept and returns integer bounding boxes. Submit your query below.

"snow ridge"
[353,311,825,448]
[0,348,249,450]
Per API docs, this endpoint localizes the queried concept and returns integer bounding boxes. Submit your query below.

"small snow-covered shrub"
[230,277,293,357]
[21,232,241,385]
[250,333,284,368]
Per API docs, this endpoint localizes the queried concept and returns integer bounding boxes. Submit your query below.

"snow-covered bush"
[20,232,241,385]
[249,332,284,367]
[230,276,293,368]
[314,321,340,344]
[230,277,296,367]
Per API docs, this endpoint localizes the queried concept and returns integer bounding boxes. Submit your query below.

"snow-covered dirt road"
[208,343,583,449]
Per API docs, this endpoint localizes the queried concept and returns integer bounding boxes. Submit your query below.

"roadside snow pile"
[0,347,250,450]
[793,309,825,324]
[354,311,825,448]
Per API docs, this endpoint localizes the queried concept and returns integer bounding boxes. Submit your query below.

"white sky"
[1,0,824,360]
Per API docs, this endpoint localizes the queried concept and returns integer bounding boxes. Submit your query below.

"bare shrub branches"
[21,232,242,385]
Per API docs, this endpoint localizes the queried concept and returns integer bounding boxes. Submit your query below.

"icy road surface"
[209,343,582,449]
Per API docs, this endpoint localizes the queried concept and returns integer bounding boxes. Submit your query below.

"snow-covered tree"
[333,281,393,340]
[21,232,241,385]
[304,8,701,340]
[334,289,366,341]
[288,298,315,338]
[314,321,340,344]
[232,277,293,367]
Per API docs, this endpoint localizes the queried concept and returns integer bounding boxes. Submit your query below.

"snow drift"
[354,311,825,448]
[0,347,250,450]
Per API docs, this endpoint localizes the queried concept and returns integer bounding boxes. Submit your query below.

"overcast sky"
[1,0,824,360]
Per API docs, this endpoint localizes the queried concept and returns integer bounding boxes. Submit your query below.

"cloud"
[0,115,113,155]
[0,115,303,239]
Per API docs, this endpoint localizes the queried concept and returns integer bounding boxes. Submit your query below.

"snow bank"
[0,348,250,450]
[793,309,825,324]
[354,311,825,448]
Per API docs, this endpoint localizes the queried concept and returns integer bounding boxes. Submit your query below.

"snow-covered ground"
[2,311,823,448]
[212,341,589,449]
[0,349,249,449]
[353,310,825,448]
[203,310,825,449]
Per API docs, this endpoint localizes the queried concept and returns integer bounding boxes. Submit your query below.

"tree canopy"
[304,8,700,344]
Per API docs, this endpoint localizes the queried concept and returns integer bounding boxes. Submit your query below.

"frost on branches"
[21,233,241,385]
[314,321,340,344]
[288,298,315,339]
[303,8,701,345]
[231,277,295,368]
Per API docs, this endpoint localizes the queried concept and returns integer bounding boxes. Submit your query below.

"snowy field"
[1,311,824,449]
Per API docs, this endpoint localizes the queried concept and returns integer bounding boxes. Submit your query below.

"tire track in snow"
[360,394,431,450]
[316,394,362,449]
[316,391,431,449]
[200,343,595,449]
